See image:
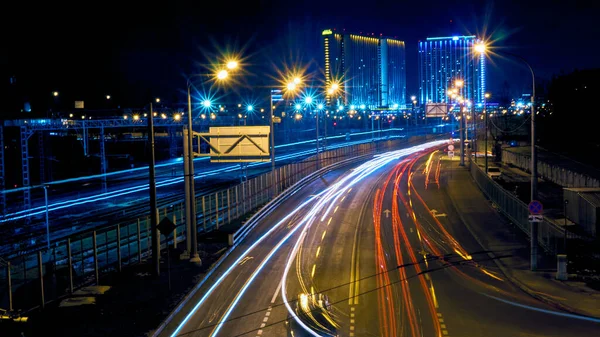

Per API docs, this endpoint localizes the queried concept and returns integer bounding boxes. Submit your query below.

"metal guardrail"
[0,136,419,311]
[469,161,578,254]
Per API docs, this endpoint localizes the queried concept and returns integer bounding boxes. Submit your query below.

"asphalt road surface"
[160,141,600,337]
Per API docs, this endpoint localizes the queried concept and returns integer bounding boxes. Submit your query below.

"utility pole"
[186,85,201,265]
[459,103,465,167]
[148,102,160,276]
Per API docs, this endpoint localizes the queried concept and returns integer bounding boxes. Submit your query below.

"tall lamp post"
[183,60,237,264]
[148,100,160,276]
[455,80,465,166]
[476,42,538,269]
[484,93,490,173]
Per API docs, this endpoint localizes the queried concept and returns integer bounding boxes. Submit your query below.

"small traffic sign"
[157,217,176,236]
[448,151,454,158]
[528,214,543,222]
[528,200,543,215]
[448,144,454,151]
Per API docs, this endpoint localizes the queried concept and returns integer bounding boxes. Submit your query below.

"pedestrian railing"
[0,136,424,311]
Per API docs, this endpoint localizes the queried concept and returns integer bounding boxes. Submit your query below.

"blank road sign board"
[209,126,271,163]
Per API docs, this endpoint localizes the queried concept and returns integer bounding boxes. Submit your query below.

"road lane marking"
[437,313,449,336]
[334,205,339,213]
[327,217,332,226]
[311,264,316,278]
[270,281,282,304]
[321,230,327,241]
[349,306,356,336]
[316,246,321,258]
[239,256,253,265]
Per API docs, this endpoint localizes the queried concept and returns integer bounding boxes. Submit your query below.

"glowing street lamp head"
[484,93,491,99]
[53,91,59,97]
[287,82,297,91]
[155,98,160,103]
[304,96,313,104]
[202,99,212,108]
[317,103,324,110]
[410,95,416,101]
[217,69,229,80]
[331,82,339,91]
[247,105,253,112]
[295,103,301,110]
[474,43,486,54]
[226,60,239,70]
[293,77,301,85]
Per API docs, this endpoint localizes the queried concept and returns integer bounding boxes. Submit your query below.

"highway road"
[158,141,600,337]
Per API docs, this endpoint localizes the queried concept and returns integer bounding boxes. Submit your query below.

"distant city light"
[452,36,459,41]
[53,91,59,97]
[360,104,366,110]
[410,95,416,101]
[393,103,399,109]
[174,114,181,121]
[133,114,140,120]
[287,82,297,91]
[247,105,254,112]
[202,100,212,108]
[295,104,301,110]
[304,96,313,104]
[317,103,324,110]
[350,105,355,110]
[293,77,301,85]
[155,98,160,103]
[106,95,111,100]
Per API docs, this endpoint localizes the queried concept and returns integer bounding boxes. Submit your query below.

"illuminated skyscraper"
[323,29,406,109]
[418,35,486,104]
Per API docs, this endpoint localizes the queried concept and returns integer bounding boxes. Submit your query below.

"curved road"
[158,142,600,337]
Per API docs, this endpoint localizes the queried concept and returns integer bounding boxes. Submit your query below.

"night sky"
[2,0,599,111]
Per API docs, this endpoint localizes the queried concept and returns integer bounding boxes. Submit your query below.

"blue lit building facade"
[418,36,486,105]
[323,29,406,109]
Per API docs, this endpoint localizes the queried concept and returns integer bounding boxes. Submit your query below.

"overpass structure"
[0,116,237,212]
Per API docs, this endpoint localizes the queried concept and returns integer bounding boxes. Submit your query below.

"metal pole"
[44,185,50,249]
[67,237,73,293]
[459,104,465,166]
[316,108,320,169]
[187,85,200,265]
[270,93,275,173]
[182,128,191,257]
[7,261,12,311]
[529,64,537,201]
[38,251,44,308]
[148,103,160,276]
[117,224,122,272]
[485,97,488,174]
[93,231,99,285]
[564,199,568,254]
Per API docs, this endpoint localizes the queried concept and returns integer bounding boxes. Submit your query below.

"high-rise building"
[323,29,406,109]
[418,35,486,105]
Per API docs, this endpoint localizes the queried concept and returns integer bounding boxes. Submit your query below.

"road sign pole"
[528,200,543,271]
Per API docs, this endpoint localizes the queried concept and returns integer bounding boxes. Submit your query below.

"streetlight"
[226,60,239,70]
[106,95,111,100]
[217,69,229,80]
[476,42,539,270]
[155,98,160,103]
[184,63,236,264]
[455,79,465,166]
[53,91,59,97]
[484,93,490,174]
[247,105,253,112]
